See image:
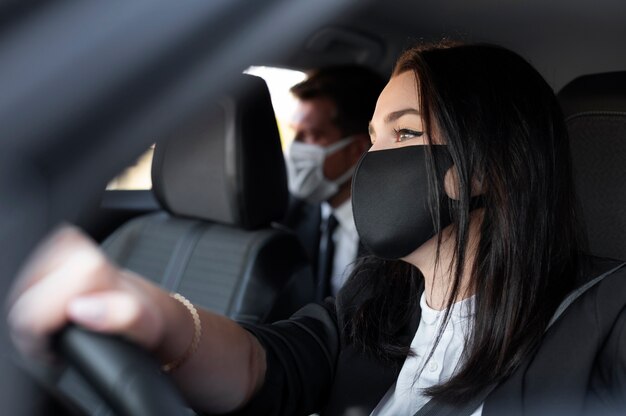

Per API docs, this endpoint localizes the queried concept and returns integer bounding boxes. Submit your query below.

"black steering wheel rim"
[0,1,355,413]
[54,325,189,416]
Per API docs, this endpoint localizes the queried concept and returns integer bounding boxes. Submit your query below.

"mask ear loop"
[330,162,357,188]
[322,135,358,186]
[321,135,356,156]
[426,145,455,234]
[425,145,455,305]
[286,135,354,160]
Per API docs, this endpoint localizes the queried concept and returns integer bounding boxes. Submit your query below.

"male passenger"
[282,65,385,301]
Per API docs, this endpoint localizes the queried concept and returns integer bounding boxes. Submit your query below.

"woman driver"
[8,43,626,415]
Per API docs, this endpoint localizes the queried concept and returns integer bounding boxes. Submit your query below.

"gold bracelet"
[162,293,202,373]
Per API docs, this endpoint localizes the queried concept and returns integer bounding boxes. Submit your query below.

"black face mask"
[351,145,455,259]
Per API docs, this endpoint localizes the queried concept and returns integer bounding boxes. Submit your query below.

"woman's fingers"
[8,225,101,305]
[67,291,164,349]
[8,238,115,355]
[7,225,165,360]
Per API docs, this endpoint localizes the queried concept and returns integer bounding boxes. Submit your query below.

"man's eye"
[394,128,424,142]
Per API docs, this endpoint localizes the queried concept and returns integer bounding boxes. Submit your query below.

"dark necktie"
[317,214,339,301]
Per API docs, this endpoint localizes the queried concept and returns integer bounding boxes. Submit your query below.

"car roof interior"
[261,0,626,92]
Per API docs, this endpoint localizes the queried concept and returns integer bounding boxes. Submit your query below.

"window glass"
[106,145,154,190]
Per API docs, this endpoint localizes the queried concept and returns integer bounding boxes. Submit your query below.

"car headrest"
[559,71,626,117]
[151,74,288,230]
[557,72,626,261]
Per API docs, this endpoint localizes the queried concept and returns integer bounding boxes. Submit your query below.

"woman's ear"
[444,168,486,200]
[444,168,460,200]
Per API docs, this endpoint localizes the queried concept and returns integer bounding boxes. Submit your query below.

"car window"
[106,66,305,190]
[106,145,155,190]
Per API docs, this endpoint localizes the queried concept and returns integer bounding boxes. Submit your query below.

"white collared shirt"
[371,293,483,416]
[321,200,360,296]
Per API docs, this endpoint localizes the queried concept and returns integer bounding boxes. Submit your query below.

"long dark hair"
[340,43,582,403]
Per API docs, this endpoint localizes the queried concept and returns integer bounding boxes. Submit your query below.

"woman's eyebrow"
[369,108,421,136]
[384,108,420,123]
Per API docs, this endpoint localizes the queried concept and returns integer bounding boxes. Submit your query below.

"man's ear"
[349,133,371,161]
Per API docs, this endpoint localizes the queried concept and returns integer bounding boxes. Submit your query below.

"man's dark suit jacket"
[279,196,323,275]
[279,196,363,301]
[234,256,626,416]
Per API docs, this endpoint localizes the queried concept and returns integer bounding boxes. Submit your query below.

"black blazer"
[233,256,626,416]
[278,195,365,301]
[279,196,323,274]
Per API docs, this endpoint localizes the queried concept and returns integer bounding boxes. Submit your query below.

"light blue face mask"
[285,136,356,203]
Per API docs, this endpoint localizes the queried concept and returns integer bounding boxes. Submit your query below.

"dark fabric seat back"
[59,74,314,415]
[558,72,626,261]
[100,73,315,322]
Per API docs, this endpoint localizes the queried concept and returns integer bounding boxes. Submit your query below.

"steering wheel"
[0,2,354,414]
[54,326,189,416]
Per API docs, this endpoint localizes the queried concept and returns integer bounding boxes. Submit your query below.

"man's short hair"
[290,65,386,136]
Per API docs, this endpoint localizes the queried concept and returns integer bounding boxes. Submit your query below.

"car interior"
[0,0,625,415]
[95,73,313,324]
[56,73,316,415]
[558,72,626,262]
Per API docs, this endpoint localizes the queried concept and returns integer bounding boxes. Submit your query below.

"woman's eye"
[395,128,423,142]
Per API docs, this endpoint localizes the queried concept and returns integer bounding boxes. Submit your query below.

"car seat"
[58,73,315,415]
[558,72,626,261]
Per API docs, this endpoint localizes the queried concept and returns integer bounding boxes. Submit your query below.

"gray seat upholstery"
[102,73,315,322]
[60,74,315,415]
[558,72,626,261]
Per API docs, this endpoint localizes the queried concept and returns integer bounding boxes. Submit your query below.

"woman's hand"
[8,225,168,360]
[7,225,267,413]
